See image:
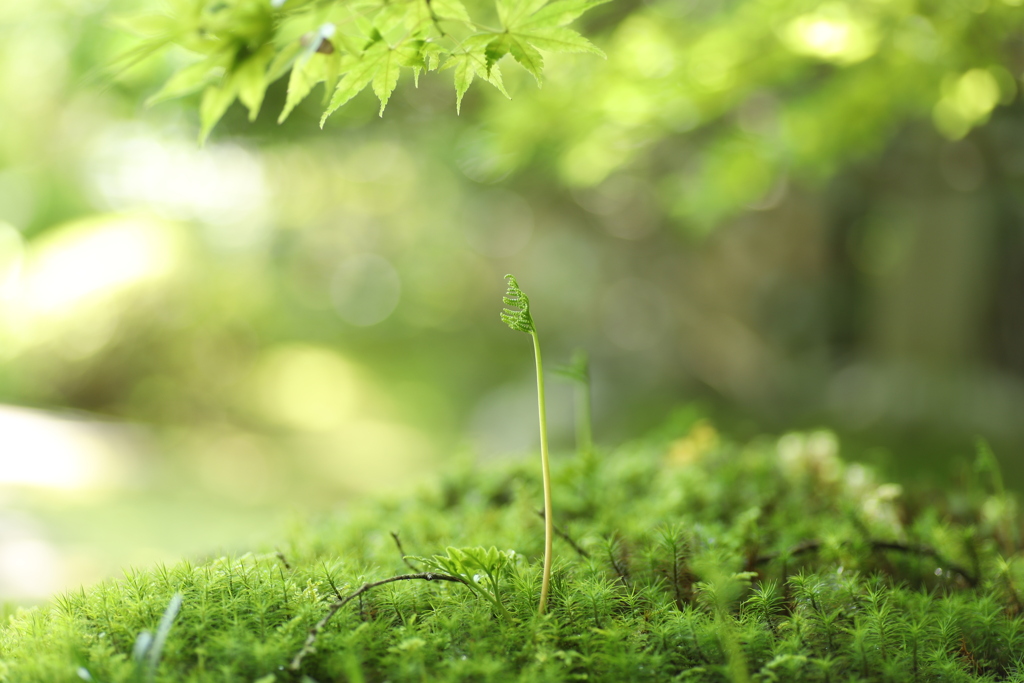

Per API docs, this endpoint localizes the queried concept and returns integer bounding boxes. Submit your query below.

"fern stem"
[531,329,554,615]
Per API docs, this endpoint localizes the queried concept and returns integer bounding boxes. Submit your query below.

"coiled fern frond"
[501,274,535,334]
[499,273,552,614]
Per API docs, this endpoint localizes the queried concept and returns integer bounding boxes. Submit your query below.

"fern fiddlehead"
[501,274,554,615]
[500,274,534,333]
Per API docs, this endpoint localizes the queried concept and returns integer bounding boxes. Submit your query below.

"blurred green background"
[2,0,1024,602]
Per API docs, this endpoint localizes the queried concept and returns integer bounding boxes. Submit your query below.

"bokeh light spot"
[933,69,1002,140]
[782,4,878,65]
[330,253,401,326]
[252,345,361,431]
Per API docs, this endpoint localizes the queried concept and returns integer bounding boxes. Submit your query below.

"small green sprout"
[501,273,554,615]
[553,348,593,464]
[413,546,516,621]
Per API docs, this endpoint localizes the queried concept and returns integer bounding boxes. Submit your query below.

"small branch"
[871,541,978,588]
[754,540,822,564]
[290,572,465,672]
[320,561,345,600]
[275,549,291,571]
[390,531,421,571]
[755,540,978,587]
[607,534,631,587]
[536,509,590,559]
[670,545,684,612]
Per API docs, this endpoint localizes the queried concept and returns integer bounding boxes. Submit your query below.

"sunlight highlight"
[933,69,1003,140]
[90,128,271,251]
[0,405,127,489]
[783,4,878,65]
[23,216,178,314]
[0,537,60,599]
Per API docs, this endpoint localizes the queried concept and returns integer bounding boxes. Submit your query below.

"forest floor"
[1,409,1022,682]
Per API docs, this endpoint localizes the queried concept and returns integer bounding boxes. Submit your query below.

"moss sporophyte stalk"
[500,273,554,616]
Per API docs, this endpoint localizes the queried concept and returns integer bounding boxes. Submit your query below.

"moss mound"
[2,411,1023,682]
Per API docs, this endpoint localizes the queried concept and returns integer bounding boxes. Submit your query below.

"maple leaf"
[487,0,608,83]
[441,35,510,114]
[130,0,608,137]
[320,36,425,125]
[278,51,343,124]
[408,0,473,33]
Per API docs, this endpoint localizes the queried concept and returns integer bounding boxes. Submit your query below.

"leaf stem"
[531,329,553,615]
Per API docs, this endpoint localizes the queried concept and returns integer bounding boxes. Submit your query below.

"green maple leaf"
[489,0,607,84]
[121,0,607,136]
[190,44,276,143]
[235,45,276,121]
[278,51,344,124]
[199,79,238,145]
[433,0,473,24]
[408,0,472,33]
[320,37,423,125]
[441,35,510,113]
[146,57,225,108]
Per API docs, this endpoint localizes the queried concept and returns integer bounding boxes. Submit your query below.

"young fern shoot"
[500,274,554,615]
[553,349,594,464]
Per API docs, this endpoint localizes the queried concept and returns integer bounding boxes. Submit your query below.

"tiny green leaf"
[551,349,588,384]
[423,42,443,71]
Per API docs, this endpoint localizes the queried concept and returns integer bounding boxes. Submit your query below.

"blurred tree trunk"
[868,188,994,368]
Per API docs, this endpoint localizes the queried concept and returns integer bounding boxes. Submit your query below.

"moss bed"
[2,410,1023,682]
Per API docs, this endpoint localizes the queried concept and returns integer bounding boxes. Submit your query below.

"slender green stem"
[531,329,553,615]
[576,381,592,459]
[573,350,593,464]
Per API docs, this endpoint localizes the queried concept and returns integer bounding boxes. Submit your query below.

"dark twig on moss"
[754,540,978,587]
[290,572,467,671]
[670,546,685,612]
[390,531,421,571]
[537,509,590,559]
[1002,570,1023,615]
[320,561,345,600]
[607,535,631,587]
[872,541,978,587]
[274,549,291,571]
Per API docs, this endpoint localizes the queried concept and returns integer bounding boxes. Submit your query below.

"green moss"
[3,410,1024,682]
